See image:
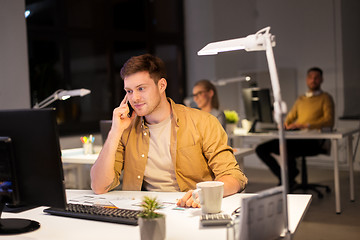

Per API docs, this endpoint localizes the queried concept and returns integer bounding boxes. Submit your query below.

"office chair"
[99,120,112,144]
[290,140,331,198]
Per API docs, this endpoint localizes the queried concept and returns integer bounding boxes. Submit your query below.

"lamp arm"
[33,89,63,109]
[212,76,249,86]
[264,35,291,240]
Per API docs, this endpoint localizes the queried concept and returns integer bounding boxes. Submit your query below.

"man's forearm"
[90,129,123,194]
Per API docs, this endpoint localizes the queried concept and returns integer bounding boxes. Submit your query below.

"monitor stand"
[248,120,258,133]
[4,203,37,213]
[0,201,40,234]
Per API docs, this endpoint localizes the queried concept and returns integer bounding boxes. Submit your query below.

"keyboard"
[44,203,141,226]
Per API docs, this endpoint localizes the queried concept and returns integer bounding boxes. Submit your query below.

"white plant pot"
[226,123,237,134]
[139,215,166,240]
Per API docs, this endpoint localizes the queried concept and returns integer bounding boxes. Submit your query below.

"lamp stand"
[197,26,292,239]
[264,32,291,240]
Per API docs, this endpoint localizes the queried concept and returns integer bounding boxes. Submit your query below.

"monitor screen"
[0,108,67,234]
[242,88,274,132]
[0,137,19,206]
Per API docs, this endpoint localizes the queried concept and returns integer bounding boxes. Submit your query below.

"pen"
[81,135,94,143]
[103,206,118,209]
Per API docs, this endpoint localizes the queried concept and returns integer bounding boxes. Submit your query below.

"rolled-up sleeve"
[174,107,248,192]
[201,114,248,189]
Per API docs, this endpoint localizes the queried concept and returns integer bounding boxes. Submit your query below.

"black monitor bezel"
[242,88,274,132]
[0,108,66,210]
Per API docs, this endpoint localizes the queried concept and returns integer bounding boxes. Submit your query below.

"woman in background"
[192,79,226,129]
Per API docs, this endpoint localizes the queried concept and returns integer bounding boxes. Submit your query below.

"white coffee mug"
[192,181,224,214]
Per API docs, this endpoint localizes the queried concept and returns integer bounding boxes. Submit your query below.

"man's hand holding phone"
[111,95,135,132]
[91,95,135,194]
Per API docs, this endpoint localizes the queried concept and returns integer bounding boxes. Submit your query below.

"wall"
[184,0,360,170]
[185,0,343,118]
[0,0,30,109]
[341,0,360,117]
[254,0,343,117]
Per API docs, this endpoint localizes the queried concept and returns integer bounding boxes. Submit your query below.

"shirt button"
[141,154,145,158]
[137,175,141,179]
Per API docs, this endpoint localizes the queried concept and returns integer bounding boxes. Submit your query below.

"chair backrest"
[321,139,331,156]
[301,139,331,158]
[99,120,112,144]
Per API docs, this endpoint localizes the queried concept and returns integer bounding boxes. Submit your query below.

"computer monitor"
[238,186,285,240]
[0,109,66,234]
[242,88,274,132]
[99,120,112,144]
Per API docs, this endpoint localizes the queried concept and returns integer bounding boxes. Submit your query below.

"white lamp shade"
[58,89,91,100]
[198,27,276,55]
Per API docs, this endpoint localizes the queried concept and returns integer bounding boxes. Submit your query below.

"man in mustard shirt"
[255,67,334,188]
[91,54,248,208]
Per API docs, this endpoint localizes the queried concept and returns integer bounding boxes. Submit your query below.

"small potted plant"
[138,196,166,240]
[224,110,239,134]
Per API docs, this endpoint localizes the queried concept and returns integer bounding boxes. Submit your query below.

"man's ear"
[158,78,167,93]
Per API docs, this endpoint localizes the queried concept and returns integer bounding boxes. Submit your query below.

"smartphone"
[127,101,134,118]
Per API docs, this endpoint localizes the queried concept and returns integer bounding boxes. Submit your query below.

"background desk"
[3,190,311,240]
[61,147,253,166]
[233,147,255,171]
[230,128,360,213]
[61,147,100,164]
[61,147,254,189]
[61,148,100,189]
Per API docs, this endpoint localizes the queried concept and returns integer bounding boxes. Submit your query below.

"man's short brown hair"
[120,54,167,84]
[307,67,323,77]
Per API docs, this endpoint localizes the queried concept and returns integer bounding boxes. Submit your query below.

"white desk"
[61,147,254,165]
[233,147,255,171]
[61,148,100,189]
[61,147,100,164]
[231,128,360,213]
[61,147,255,189]
[2,190,311,240]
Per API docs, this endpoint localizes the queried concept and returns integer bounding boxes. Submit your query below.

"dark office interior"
[1,1,360,239]
[26,0,186,135]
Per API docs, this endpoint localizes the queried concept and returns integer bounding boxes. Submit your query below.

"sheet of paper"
[110,198,177,211]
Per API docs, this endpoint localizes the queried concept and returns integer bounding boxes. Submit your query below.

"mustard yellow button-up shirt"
[110,98,248,192]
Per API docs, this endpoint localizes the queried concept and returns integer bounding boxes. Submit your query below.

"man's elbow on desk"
[217,175,246,197]
[90,174,114,195]
[91,184,109,195]
[90,165,117,195]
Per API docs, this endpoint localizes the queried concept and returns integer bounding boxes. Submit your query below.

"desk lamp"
[185,76,250,107]
[211,76,251,86]
[198,26,291,239]
[33,88,91,109]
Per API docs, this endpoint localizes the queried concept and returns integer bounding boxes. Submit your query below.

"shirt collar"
[167,98,179,127]
[305,90,322,97]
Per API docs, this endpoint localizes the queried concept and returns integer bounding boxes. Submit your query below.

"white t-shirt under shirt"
[143,115,180,191]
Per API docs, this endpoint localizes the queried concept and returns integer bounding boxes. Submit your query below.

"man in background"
[255,67,334,187]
